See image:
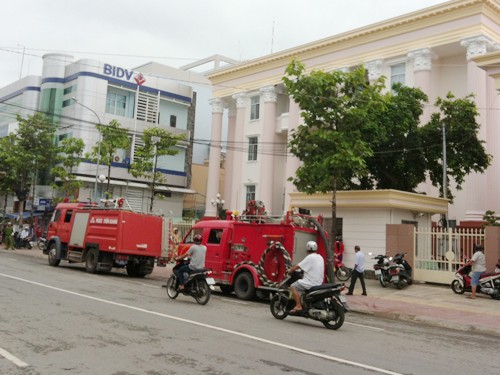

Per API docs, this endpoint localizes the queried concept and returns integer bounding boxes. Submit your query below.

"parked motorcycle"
[269,270,349,330]
[451,261,500,299]
[334,255,351,281]
[165,259,215,305]
[373,254,391,287]
[15,237,32,249]
[387,253,413,289]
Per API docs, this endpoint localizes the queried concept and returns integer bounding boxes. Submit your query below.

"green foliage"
[86,119,131,198]
[0,113,57,208]
[483,210,499,226]
[129,127,185,211]
[51,137,85,199]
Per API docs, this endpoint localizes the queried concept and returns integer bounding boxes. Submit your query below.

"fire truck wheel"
[47,244,60,267]
[234,272,256,300]
[85,248,99,274]
[219,285,234,295]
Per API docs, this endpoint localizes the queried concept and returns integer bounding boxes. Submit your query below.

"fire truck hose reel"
[233,242,292,288]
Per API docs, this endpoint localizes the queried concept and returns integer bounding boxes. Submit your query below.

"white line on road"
[0,347,29,368]
[0,272,402,375]
[345,321,385,331]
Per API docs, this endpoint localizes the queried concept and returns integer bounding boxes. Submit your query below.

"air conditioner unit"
[113,155,122,163]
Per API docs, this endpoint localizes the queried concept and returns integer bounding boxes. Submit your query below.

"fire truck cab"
[178,204,328,300]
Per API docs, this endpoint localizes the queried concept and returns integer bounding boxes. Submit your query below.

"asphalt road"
[1,251,499,375]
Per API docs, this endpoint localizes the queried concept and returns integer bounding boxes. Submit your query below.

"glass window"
[106,92,127,116]
[63,86,75,95]
[246,185,256,204]
[391,63,406,88]
[170,115,177,128]
[248,137,258,161]
[250,95,260,120]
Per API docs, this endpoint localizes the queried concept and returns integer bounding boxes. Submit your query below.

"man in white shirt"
[466,244,486,299]
[288,241,325,313]
[346,245,367,296]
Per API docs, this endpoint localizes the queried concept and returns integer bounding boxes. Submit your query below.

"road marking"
[220,298,248,305]
[0,272,402,375]
[0,347,29,368]
[345,321,385,331]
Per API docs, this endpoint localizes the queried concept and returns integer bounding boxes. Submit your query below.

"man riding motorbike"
[288,241,325,314]
[174,233,207,290]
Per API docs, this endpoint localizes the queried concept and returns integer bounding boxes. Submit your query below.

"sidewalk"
[4,247,500,337]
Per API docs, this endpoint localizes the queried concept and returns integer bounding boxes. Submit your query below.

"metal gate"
[414,227,484,284]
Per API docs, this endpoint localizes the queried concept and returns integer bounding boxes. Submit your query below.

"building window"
[248,136,258,161]
[250,95,260,120]
[390,63,406,88]
[63,86,75,95]
[170,115,177,128]
[246,185,256,203]
[62,99,74,108]
[106,92,127,116]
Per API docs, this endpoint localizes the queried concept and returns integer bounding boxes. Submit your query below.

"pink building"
[204,0,500,226]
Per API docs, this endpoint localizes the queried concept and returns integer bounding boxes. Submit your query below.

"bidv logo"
[103,64,146,86]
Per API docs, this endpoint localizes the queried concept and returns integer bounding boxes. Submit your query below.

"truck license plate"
[205,277,215,285]
[374,269,382,275]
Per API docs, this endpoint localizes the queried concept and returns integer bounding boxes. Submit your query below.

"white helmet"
[306,241,318,252]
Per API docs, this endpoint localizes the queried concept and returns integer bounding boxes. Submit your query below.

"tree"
[283,59,386,281]
[0,113,57,217]
[129,127,185,212]
[51,137,85,200]
[87,119,130,198]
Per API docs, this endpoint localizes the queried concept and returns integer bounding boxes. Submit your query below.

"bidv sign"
[103,64,146,85]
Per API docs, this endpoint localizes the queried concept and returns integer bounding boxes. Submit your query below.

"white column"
[365,59,383,84]
[231,92,247,211]
[259,86,278,213]
[284,98,301,212]
[223,105,236,210]
[408,48,436,124]
[205,98,224,217]
[460,36,494,220]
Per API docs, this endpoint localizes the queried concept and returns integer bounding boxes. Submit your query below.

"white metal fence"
[414,227,484,284]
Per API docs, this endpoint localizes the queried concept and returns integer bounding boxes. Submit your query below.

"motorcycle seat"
[190,268,209,275]
[308,283,343,292]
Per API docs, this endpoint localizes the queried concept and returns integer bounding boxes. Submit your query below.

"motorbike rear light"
[389,268,399,275]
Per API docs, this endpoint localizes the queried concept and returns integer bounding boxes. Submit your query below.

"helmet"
[193,234,202,243]
[473,244,484,252]
[306,241,318,252]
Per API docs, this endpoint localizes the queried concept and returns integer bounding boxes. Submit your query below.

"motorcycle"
[269,270,349,330]
[387,253,413,289]
[373,254,391,287]
[37,236,47,251]
[451,261,500,299]
[334,254,351,281]
[165,259,215,305]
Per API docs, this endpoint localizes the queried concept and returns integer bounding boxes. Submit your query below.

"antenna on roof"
[271,17,275,54]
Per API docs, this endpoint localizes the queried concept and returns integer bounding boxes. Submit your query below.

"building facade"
[0,54,214,215]
[204,0,500,225]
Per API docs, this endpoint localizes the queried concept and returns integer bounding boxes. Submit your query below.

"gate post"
[386,224,415,267]
[485,226,500,271]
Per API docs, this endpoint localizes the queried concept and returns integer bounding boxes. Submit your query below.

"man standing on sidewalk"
[466,244,486,299]
[347,245,367,296]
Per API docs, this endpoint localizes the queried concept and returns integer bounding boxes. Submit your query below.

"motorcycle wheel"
[270,294,289,320]
[193,279,211,305]
[451,280,465,294]
[37,240,46,251]
[378,275,387,288]
[322,303,345,330]
[166,276,179,299]
[335,266,351,281]
[397,277,408,289]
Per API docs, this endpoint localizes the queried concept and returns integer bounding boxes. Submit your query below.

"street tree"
[129,127,185,212]
[87,119,130,198]
[0,113,57,218]
[51,137,85,200]
[283,59,386,281]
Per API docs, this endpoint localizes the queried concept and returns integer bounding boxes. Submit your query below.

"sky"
[0,0,450,88]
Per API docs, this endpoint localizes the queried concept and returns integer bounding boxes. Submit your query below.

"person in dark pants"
[346,245,367,296]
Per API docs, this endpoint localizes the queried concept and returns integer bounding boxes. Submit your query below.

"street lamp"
[211,193,225,219]
[72,97,102,203]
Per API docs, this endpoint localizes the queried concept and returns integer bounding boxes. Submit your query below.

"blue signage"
[103,64,134,80]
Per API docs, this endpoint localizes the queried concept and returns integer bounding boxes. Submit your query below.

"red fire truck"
[177,202,330,300]
[43,200,170,276]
